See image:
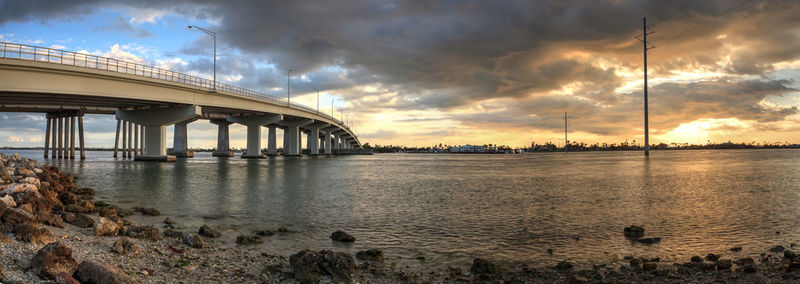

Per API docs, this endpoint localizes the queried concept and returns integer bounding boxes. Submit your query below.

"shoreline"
[1,153,800,283]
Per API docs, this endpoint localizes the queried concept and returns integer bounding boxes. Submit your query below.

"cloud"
[7,136,24,143]
[93,16,152,38]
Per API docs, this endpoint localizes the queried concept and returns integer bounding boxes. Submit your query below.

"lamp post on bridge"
[187,25,216,92]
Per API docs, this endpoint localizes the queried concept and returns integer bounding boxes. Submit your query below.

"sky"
[2,0,800,148]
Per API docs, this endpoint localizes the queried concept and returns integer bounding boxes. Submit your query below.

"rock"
[2,207,36,225]
[715,259,732,270]
[236,235,264,245]
[330,230,355,242]
[771,245,786,252]
[163,229,182,238]
[262,264,292,281]
[623,225,645,238]
[736,257,756,273]
[64,204,91,214]
[0,195,16,208]
[199,224,220,238]
[58,192,77,205]
[705,253,720,262]
[355,249,384,262]
[183,232,205,248]
[93,217,120,236]
[0,183,37,195]
[278,226,289,233]
[785,250,797,260]
[730,247,743,252]
[63,213,94,228]
[569,275,589,284]
[125,225,159,241]
[98,207,117,218]
[470,258,499,276]
[135,207,160,216]
[642,262,657,271]
[53,272,81,284]
[36,212,64,228]
[14,222,55,244]
[690,256,703,263]
[635,237,661,244]
[289,249,358,284]
[74,261,139,284]
[555,260,574,270]
[94,201,110,208]
[163,217,175,225]
[629,258,641,269]
[73,187,94,196]
[111,237,139,255]
[31,242,79,280]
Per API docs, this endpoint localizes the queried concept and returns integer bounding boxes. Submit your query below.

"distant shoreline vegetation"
[2,141,800,154]
[361,141,800,153]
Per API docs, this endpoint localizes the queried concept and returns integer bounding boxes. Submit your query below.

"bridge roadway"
[0,42,362,161]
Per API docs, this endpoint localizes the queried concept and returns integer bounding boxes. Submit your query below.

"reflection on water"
[4,149,800,268]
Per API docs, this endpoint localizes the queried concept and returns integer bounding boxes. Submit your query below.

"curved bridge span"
[0,42,364,161]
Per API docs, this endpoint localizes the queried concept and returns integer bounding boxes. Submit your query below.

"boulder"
[36,212,64,228]
[73,187,95,196]
[705,253,720,262]
[690,256,703,263]
[642,262,657,271]
[163,229,183,238]
[786,250,797,260]
[125,225,159,241]
[63,213,95,228]
[355,249,384,262]
[74,261,139,284]
[278,227,289,233]
[715,259,732,270]
[0,183,37,196]
[53,272,81,284]
[470,258,499,276]
[19,176,41,187]
[236,235,264,245]
[289,249,358,284]
[110,237,139,255]
[2,207,36,225]
[14,223,56,244]
[31,242,79,280]
[770,245,785,252]
[730,247,743,252]
[736,257,756,273]
[255,230,274,236]
[163,217,175,225]
[93,217,120,236]
[330,230,355,242]
[623,225,645,238]
[64,204,91,214]
[0,195,16,208]
[199,224,220,238]
[58,192,77,205]
[183,232,205,248]
[98,207,117,218]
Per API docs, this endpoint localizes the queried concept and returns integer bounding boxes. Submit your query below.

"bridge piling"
[127,121,133,158]
[121,120,127,158]
[278,118,313,156]
[304,122,330,155]
[210,119,234,157]
[266,125,278,156]
[227,114,282,159]
[113,119,120,158]
[78,115,85,159]
[69,116,75,159]
[51,117,57,158]
[43,117,51,158]
[115,105,201,162]
[57,117,63,159]
[168,119,196,158]
[133,122,138,158]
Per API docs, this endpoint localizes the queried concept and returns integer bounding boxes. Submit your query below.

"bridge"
[0,42,366,161]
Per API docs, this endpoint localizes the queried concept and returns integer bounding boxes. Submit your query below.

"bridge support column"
[304,122,329,155]
[127,121,133,158]
[116,105,201,162]
[278,119,313,156]
[168,119,197,158]
[45,111,84,159]
[227,114,282,159]
[332,132,341,153]
[266,125,278,156]
[69,116,75,159]
[210,119,234,157]
[43,118,51,158]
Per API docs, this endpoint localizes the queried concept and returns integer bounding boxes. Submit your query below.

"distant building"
[451,144,486,152]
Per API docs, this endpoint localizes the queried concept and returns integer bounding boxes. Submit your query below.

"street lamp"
[187,25,216,91]
[287,69,292,106]
[331,98,335,117]
[313,87,320,114]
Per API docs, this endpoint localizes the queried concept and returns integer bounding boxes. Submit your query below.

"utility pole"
[564,112,568,153]
[636,17,655,156]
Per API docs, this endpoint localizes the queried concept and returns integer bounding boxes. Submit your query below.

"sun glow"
[658,118,749,145]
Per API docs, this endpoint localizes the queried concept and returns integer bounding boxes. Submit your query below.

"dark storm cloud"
[5,0,800,143]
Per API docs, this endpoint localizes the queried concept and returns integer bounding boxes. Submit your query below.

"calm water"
[4,149,800,268]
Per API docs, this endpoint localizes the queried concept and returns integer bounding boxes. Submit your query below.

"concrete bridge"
[0,42,365,161]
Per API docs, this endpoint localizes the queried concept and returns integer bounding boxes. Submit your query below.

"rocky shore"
[2,153,800,283]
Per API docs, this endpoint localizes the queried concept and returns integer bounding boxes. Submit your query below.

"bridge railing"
[0,42,354,133]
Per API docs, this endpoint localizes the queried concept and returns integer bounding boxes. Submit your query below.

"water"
[4,149,800,269]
